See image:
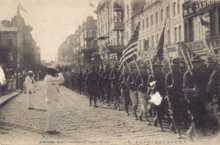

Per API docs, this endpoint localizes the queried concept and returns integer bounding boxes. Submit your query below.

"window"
[156,12,159,24]
[179,25,181,41]
[142,19,145,30]
[146,17,149,28]
[177,0,180,14]
[167,30,171,44]
[144,39,149,50]
[174,27,177,42]
[173,2,176,16]
[151,14,154,26]
[127,5,129,18]
[166,5,170,18]
[161,9,164,22]
[139,40,142,49]
[151,35,154,47]
[156,34,159,43]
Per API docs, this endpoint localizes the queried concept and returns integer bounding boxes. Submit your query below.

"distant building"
[0,21,18,68]
[58,16,97,70]
[0,7,41,70]
[96,0,124,66]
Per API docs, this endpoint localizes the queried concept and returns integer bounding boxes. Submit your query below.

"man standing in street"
[24,70,36,110]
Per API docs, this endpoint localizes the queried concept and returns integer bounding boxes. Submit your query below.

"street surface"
[0,81,218,145]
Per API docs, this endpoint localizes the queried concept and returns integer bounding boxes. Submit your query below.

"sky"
[0,0,100,62]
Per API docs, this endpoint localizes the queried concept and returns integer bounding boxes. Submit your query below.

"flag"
[18,3,28,13]
[89,2,95,8]
[153,23,166,62]
[179,42,193,73]
[200,16,209,28]
[119,23,140,67]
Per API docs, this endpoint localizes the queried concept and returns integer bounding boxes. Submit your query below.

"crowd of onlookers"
[0,65,44,96]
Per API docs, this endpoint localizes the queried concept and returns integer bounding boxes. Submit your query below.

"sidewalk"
[0,90,21,107]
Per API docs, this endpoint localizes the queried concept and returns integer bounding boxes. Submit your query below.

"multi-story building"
[96,0,124,65]
[0,8,41,70]
[58,16,97,70]
[0,20,18,68]
[183,0,220,58]
[123,0,185,61]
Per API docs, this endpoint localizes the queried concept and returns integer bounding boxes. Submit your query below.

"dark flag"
[179,42,193,73]
[119,23,140,68]
[200,16,210,28]
[153,23,166,62]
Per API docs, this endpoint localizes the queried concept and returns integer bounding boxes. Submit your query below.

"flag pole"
[125,61,131,73]
[149,58,154,78]
[134,59,144,84]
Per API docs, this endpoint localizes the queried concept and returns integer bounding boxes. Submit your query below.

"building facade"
[123,0,185,61]
[58,16,97,70]
[96,0,124,66]
[183,0,220,58]
[0,8,41,71]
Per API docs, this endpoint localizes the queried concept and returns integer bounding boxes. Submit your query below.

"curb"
[0,90,21,107]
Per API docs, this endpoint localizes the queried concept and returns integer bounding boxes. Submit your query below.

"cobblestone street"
[0,82,218,145]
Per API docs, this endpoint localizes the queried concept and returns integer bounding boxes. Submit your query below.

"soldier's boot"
[186,122,197,140]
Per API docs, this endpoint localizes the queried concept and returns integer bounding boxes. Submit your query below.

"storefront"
[183,0,220,57]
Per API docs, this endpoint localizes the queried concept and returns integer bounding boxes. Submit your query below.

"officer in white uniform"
[24,71,35,109]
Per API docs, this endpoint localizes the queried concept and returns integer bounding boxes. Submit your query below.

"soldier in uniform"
[120,71,130,116]
[183,56,210,136]
[103,65,111,105]
[129,70,139,120]
[98,68,105,102]
[110,65,121,110]
[137,68,149,121]
[165,58,187,138]
[206,57,220,132]
[87,67,99,107]
[147,63,166,131]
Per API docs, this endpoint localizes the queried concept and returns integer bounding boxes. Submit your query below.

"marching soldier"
[129,70,139,120]
[110,65,121,110]
[147,63,166,131]
[183,56,209,136]
[87,67,99,107]
[206,58,220,132]
[137,68,149,121]
[98,68,105,102]
[103,65,111,105]
[120,71,130,116]
[165,58,187,138]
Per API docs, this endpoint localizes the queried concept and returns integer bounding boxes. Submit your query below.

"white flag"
[149,92,162,106]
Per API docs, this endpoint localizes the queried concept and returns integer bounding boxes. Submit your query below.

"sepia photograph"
[0,0,220,145]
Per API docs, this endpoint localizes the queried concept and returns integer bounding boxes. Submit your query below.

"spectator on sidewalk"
[0,64,6,96]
